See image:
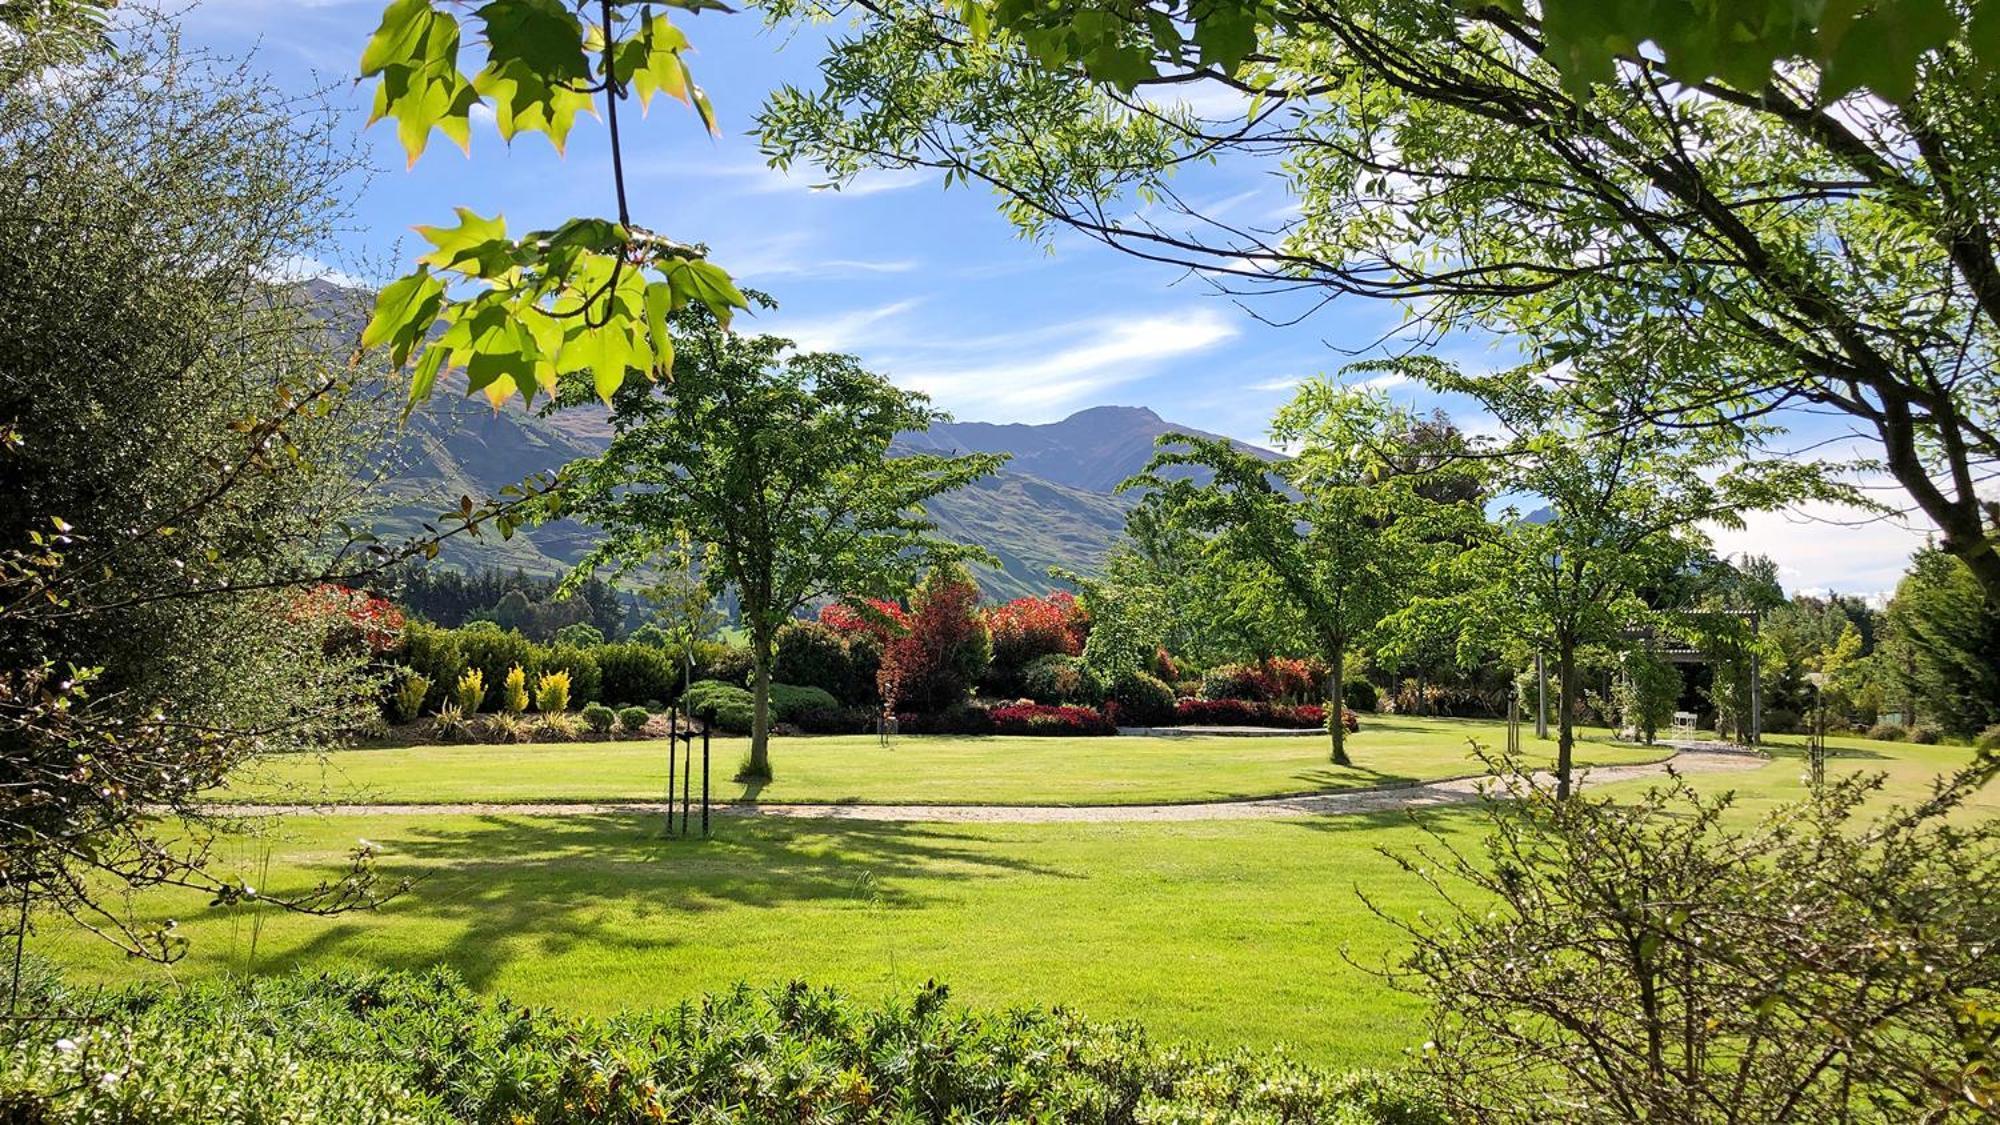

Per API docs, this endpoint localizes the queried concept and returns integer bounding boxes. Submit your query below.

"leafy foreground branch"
[0,968,1440,1124]
[1378,751,2000,1123]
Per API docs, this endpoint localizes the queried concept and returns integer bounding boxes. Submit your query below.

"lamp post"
[1804,671,1828,787]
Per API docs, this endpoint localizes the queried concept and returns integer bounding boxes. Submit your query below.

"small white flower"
[55,1038,77,1053]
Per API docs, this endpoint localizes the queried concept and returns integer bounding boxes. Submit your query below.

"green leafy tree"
[1127,382,1478,765]
[559,313,1002,777]
[1426,359,1838,796]
[758,0,2000,609]
[1613,646,1683,745]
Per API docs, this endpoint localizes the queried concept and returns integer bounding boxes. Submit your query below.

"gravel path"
[214,749,1766,824]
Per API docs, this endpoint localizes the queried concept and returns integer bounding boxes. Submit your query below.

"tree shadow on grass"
[255,813,1078,991]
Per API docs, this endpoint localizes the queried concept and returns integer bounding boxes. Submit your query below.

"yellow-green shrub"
[534,669,572,713]
[501,664,529,715]
[392,672,430,723]
[453,668,485,714]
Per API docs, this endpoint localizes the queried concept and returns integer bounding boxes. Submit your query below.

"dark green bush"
[1,969,1440,1124]
[1908,724,1942,745]
[617,705,650,735]
[774,620,858,700]
[769,682,840,721]
[1020,653,1105,706]
[1343,679,1379,713]
[595,643,679,707]
[1106,671,1177,726]
[552,622,606,648]
[1866,721,1908,742]
[1761,707,1801,735]
[394,621,465,714]
[454,627,539,712]
[628,622,671,648]
[700,644,755,687]
[582,702,616,733]
[682,679,756,732]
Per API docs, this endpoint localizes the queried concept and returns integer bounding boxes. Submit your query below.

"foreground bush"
[1389,753,2000,1123]
[1020,652,1106,706]
[1,969,1439,1124]
[1105,671,1177,726]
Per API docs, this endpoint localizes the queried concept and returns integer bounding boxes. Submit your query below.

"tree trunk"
[1556,639,1578,799]
[1326,640,1350,767]
[745,635,773,779]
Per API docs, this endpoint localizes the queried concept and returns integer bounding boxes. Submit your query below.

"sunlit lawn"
[220,715,1669,807]
[36,731,1988,1069]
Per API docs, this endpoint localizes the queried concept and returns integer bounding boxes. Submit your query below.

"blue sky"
[179,0,1932,596]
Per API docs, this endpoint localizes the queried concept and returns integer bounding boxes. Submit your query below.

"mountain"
[304,280,1279,601]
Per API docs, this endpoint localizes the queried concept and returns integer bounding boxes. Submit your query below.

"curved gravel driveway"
[215,748,1766,824]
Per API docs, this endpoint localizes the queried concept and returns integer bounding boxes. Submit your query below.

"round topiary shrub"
[1908,724,1942,745]
[617,706,650,735]
[682,679,756,733]
[582,702,616,734]
[1866,721,1908,742]
[768,682,841,723]
[1020,654,1104,706]
[1106,671,1176,726]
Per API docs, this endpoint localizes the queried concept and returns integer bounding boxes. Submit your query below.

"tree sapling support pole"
[665,707,679,837]
[680,726,692,837]
[701,725,711,838]
[1534,653,1549,740]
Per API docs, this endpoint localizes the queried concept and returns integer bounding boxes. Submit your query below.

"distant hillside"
[307,279,1280,600]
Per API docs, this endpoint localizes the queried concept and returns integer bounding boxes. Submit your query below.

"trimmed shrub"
[456,627,539,710]
[1106,671,1177,726]
[1908,724,1942,745]
[1866,721,1908,742]
[533,668,572,714]
[394,621,465,713]
[983,591,1086,695]
[452,668,485,715]
[988,702,1116,736]
[595,643,679,707]
[582,702,616,733]
[795,705,877,734]
[683,679,756,733]
[1343,679,1379,713]
[391,671,429,723]
[1021,653,1105,706]
[769,683,840,721]
[499,664,530,715]
[539,643,602,704]
[618,706,650,735]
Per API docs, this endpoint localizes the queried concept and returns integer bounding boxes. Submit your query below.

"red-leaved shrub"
[878,565,992,713]
[982,591,1089,695]
[819,598,909,643]
[1174,698,1358,731]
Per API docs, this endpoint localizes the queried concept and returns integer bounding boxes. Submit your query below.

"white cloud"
[1705,501,1932,599]
[765,299,924,353]
[1248,377,1301,392]
[893,308,1240,417]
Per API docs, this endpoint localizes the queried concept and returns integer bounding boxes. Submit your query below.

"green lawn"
[35,733,1989,1069]
[220,715,1668,806]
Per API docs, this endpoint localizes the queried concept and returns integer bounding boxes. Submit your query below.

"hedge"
[1174,698,1360,732]
[989,702,1117,736]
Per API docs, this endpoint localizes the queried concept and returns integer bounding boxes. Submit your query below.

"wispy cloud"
[1248,376,1301,392]
[765,299,925,353]
[892,308,1241,417]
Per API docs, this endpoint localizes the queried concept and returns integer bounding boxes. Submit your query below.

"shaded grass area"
[220,716,1667,807]
[36,734,1986,1070]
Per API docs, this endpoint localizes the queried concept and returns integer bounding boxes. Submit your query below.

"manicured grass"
[36,731,1986,1070]
[221,715,1668,806]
